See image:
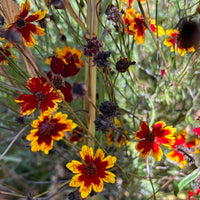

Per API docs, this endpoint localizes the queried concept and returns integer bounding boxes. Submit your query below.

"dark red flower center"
[38,120,55,135]
[16,18,26,28]
[52,75,63,87]
[36,93,46,102]
[134,18,146,34]
[146,132,155,143]
[69,55,75,62]
[85,163,97,175]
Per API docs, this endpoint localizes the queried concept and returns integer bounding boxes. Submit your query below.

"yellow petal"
[92,178,104,192]
[94,148,104,160]
[80,145,93,162]
[103,155,117,169]
[80,183,92,198]
[66,160,84,173]
[102,171,116,183]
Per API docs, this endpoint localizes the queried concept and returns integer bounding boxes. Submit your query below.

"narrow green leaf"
[177,168,200,193]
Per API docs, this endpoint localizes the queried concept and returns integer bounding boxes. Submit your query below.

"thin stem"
[146,156,156,200]
[0,124,30,161]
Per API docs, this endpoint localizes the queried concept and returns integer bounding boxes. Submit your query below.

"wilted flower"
[93,51,111,72]
[6,0,47,47]
[94,115,110,133]
[68,190,82,200]
[116,57,136,73]
[99,101,119,118]
[15,77,62,116]
[27,111,77,154]
[46,71,73,103]
[135,121,176,161]
[72,82,87,99]
[105,5,123,31]
[84,34,102,56]
[66,145,117,198]
[46,0,66,9]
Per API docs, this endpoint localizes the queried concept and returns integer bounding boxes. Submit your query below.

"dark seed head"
[94,115,110,133]
[68,190,82,200]
[116,57,136,73]
[99,101,119,118]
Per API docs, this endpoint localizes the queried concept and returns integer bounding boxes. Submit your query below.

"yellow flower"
[66,145,117,198]
[27,111,77,154]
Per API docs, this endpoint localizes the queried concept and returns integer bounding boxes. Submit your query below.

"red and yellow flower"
[15,77,62,116]
[66,145,117,198]
[27,111,77,154]
[106,119,130,148]
[0,42,17,65]
[6,0,47,47]
[68,127,84,144]
[57,46,84,69]
[135,121,176,161]
[163,29,195,56]
[122,8,165,44]
[167,129,199,167]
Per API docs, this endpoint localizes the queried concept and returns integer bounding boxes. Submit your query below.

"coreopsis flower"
[135,121,176,161]
[122,8,165,44]
[6,0,47,47]
[66,145,117,198]
[166,129,187,167]
[46,55,80,78]
[163,29,195,56]
[167,129,199,167]
[57,46,84,68]
[0,42,17,65]
[27,111,77,154]
[15,77,62,116]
